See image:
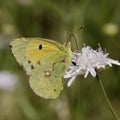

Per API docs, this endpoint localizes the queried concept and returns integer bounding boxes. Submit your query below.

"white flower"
[64,45,120,87]
[0,71,18,91]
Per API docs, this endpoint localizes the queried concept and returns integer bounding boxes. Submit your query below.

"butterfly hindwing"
[30,59,68,99]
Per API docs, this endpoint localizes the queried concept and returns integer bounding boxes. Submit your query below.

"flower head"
[64,45,120,87]
[0,71,18,91]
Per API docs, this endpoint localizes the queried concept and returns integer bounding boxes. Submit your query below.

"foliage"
[0,0,120,120]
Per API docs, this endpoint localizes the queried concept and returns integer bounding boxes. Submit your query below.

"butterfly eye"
[72,61,76,66]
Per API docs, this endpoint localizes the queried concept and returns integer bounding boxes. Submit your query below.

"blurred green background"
[0,0,120,120]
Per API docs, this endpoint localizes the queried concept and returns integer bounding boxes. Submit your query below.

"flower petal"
[89,67,97,77]
[108,59,120,66]
[84,68,90,78]
[67,76,76,87]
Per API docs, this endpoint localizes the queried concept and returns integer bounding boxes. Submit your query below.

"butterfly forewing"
[10,37,72,99]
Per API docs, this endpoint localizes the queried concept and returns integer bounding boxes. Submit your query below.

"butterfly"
[10,38,72,99]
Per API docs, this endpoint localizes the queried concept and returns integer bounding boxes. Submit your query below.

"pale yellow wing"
[29,53,69,99]
[10,37,67,75]
[10,37,72,99]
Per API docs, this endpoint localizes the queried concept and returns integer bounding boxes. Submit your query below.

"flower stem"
[96,75,120,120]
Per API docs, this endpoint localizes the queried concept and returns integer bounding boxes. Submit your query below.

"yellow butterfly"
[10,38,72,99]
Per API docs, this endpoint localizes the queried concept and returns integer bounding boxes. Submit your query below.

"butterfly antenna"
[65,25,84,49]
[74,25,84,35]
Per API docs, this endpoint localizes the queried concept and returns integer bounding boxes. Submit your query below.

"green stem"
[96,75,120,120]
